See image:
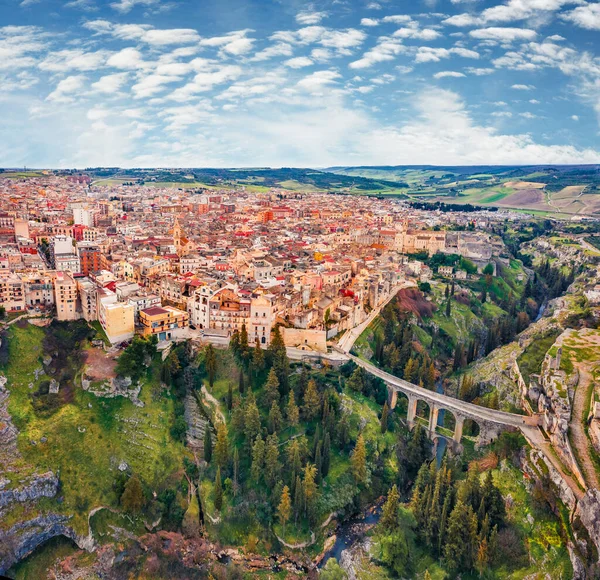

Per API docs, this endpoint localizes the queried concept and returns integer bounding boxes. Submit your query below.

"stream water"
[318,504,383,569]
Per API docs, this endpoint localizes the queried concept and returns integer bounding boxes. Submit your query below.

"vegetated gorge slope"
[2,230,600,578]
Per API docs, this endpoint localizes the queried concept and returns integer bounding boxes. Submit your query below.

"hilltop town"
[0,172,508,350]
[1,171,600,580]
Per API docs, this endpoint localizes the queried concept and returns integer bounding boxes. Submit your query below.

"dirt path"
[571,365,600,491]
[522,426,585,500]
[201,385,226,424]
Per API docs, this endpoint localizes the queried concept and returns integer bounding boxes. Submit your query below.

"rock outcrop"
[0,471,59,508]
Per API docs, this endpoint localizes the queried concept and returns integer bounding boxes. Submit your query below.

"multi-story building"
[77,277,97,321]
[54,253,81,273]
[0,271,26,312]
[97,287,135,344]
[249,294,275,346]
[23,273,55,310]
[128,293,161,322]
[209,287,250,335]
[54,271,79,321]
[138,305,189,341]
[79,244,102,276]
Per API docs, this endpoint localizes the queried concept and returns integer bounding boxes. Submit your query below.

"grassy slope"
[3,323,188,535]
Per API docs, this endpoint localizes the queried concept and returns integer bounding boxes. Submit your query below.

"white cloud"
[38,49,109,72]
[0,25,50,70]
[106,47,147,70]
[393,26,441,40]
[361,18,380,26]
[382,15,413,24]
[296,69,341,92]
[434,71,466,78]
[520,112,537,118]
[251,42,293,61]
[572,114,579,121]
[470,27,537,42]
[349,37,405,69]
[168,65,243,102]
[445,0,583,27]
[285,56,314,68]
[91,72,129,93]
[466,67,494,75]
[46,74,87,102]
[561,4,600,30]
[83,20,200,46]
[296,11,328,25]
[110,0,159,13]
[511,83,535,90]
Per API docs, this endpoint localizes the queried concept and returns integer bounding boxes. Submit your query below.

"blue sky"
[1,0,600,167]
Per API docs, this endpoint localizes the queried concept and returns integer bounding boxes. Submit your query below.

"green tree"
[286,390,299,427]
[214,466,223,511]
[303,463,318,524]
[346,367,364,393]
[264,368,280,406]
[238,369,245,394]
[214,422,229,469]
[251,435,265,483]
[380,401,390,434]
[233,446,239,496]
[322,432,331,478]
[278,485,292,536]
[379,529,411,577]
[293,475,303,523]
[205,343,217,388]
[264,433,280,487]
[116,335,157,382]
[227,383,233,410]
[203,427,213,463]
[303,379,320,420]
[320,558,348,580]
[381,484,400,530]
[351,434,368,484]
[240,323,249,355]
[445,298,451,317]
[443,501,478,573]
[244,396,262,444]
[121,474,144,513]
[252,338,265,373]
[268,400,283,434]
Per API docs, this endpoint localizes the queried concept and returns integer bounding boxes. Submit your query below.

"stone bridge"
[341,351,543,451]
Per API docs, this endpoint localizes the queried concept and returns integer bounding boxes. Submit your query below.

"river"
[318,503,383,569]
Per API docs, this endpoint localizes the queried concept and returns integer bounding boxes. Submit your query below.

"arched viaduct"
[341,351,543,450]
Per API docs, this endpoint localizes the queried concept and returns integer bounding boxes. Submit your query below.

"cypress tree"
[227,384,233,411]
[251,435,265,483]
[380,401,390,434]
[264,368,280,406]
[268,400,283,434]
[381,484,400,530]
[322,432,331,478]
[286,390,299,427]
[351,434,368,484]
[214,422,229,470]
[238,369,245,394]
[204,428,212,463]
[303,380,320,420]
[278,485,292,536]
[214,466,223,511]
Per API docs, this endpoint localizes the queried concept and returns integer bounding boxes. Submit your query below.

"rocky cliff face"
[0,471,59,508]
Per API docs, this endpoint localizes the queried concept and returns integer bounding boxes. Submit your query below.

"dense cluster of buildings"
[0,173,508,350]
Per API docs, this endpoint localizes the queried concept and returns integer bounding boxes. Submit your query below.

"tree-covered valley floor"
[0,319,584,579]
